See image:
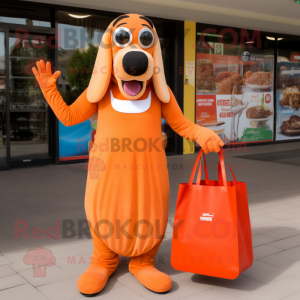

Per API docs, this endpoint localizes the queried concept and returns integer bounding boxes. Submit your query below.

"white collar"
[110,90,151,114]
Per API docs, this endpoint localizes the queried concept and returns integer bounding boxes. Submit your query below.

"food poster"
[275,61,300,141]
[195,53,274,145]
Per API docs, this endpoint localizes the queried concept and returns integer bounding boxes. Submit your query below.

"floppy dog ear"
[87,23,113,103]
[152,28,170,103]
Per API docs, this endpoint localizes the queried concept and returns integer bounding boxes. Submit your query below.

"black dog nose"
[123,51,148,76]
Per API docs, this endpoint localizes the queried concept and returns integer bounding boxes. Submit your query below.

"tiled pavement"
[1,142,300,300]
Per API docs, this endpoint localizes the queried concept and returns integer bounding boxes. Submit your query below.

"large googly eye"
[138,28,154,49]
[113,27,132,48]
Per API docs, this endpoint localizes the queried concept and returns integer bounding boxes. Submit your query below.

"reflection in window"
[8,35,50,160]
[57,11,114,105]
[276,36,300,141]
[195,24,275,145]
[0,4,51,27]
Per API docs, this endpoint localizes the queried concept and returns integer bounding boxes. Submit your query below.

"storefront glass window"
[0,4,51,27]
[9,34,50,160]
[276,35,300,140]
[57,11,114,105]
[195,24,275,145]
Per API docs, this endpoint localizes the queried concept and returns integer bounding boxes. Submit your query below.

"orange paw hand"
[202,136,224,154]
[32,60,61,90]
[196,127,224,154]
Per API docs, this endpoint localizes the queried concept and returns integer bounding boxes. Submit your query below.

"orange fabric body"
[86,83,169,257]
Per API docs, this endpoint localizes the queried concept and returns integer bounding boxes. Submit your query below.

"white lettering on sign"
[200,213,214,222]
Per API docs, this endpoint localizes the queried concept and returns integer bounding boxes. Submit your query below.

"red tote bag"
[171,149,253,279]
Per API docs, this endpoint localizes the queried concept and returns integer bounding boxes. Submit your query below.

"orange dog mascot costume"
[33,14,224,296]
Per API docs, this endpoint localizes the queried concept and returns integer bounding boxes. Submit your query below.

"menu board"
[275,61,300,141]
[196,53,274,145]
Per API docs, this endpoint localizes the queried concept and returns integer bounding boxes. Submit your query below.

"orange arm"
[161,87,224,153]
[41,86,98,126]
[32,60,98,126]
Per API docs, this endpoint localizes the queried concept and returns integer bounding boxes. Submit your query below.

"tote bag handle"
[188,149,209,188]
[188,149,226,190]
[218,149,237,184]
[195,150,210,184]
[195,150,227,191]
[189,148,237,192]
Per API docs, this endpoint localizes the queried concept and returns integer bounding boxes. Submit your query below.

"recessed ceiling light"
[266,36,283,41]
[68,14,90,19]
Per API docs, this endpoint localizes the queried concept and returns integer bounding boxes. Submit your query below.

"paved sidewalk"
[1,142,300,300]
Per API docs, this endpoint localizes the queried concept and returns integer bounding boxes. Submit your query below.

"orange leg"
[129,242,172,293]
[77,234,119,295]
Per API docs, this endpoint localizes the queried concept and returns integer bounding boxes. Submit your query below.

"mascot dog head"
[87,14,170,103]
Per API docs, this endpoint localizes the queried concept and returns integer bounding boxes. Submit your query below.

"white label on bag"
[200,213,214,222]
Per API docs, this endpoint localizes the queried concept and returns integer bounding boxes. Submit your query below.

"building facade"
[0,0,299,169]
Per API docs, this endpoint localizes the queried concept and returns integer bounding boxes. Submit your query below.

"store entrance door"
[7,32,54,167]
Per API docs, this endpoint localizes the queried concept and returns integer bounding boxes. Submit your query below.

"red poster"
[196,95,217,125]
